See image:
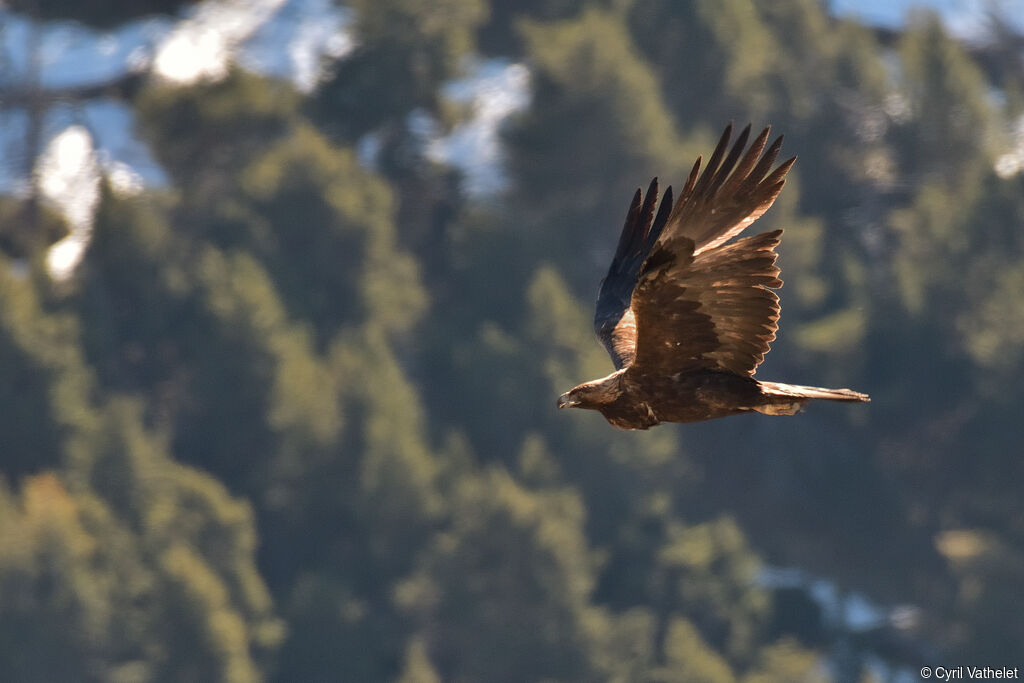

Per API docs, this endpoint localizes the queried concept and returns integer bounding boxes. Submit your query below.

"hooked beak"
[557,393,577,409]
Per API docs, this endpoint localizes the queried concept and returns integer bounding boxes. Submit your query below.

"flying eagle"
[557,123,869,429]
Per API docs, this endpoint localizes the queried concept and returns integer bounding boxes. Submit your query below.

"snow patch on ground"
[426,59,531,197]
[38,126,100,279]
[995,114,1024,179]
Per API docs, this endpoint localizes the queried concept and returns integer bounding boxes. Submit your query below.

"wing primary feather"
[739,134,785,193]
[721,127,771,195]
[670,157,703,228]
[638,177,660,244]
[610,188,644,267]
[756,180,788,209]
[760,156,797,187]
[646,185,673,252]
[679,157,702,203]
[691,123,733,197]
[707,123,752,197]
[594,179,667,369]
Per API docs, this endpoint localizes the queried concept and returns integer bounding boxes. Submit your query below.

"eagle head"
[558,375,620,410]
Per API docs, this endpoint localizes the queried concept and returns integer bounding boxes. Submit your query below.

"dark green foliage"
[0,197,69,261]
[896,13,995,185]
[396,468,607,682]
[0,258,93,477]
[311,0,487,141]
[477,0,593,56]
[628,0,778,126]
[135,70,301,209]
[506,8,690,292]
[0,401,280,682]
[2,0,1024,678]
[6,0,196,28]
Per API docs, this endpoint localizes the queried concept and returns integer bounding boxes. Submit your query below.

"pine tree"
[0,254,95,477]
[6,0,196,28]
[396,468,608,682]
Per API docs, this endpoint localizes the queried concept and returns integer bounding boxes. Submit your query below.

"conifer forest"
[2,0,1024,680]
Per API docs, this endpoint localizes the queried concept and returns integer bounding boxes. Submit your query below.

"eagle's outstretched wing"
[656,123,794,256]
[631,227,783,376]
[593,177,672,369]
[595,123,795,376]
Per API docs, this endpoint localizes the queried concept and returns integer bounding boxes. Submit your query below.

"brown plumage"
[558,123,869,429]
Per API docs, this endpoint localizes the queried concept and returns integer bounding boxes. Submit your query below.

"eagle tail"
[757,381,870,404]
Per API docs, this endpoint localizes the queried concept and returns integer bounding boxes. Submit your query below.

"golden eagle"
[557,124,869,429]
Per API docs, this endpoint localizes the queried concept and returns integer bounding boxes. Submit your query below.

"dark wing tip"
[693,124,734,195]
[765,134,785,161]
[646,184,673,252]
[735,135,787,194]
[644,177,659,207]
[707,123,753,195]
[762,156,797,187]
[611,188,644,262]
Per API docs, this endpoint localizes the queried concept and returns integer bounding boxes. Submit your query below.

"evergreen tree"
[628,0,776,126]
[0,254,95,477]
[896,13,995,186]
[312,0,487,143]
[6,0,197,28]
[0,401,281,682]
[507,7,690,290]
[397,468,608,682]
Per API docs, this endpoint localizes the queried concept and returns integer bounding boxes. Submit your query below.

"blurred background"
[1,0,1023,680]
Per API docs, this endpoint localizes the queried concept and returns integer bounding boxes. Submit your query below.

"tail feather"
[758,381,870,402]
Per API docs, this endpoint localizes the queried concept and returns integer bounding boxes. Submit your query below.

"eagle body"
[558,124,869,429]
[566,368,865,430]
[592,369,763,429]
